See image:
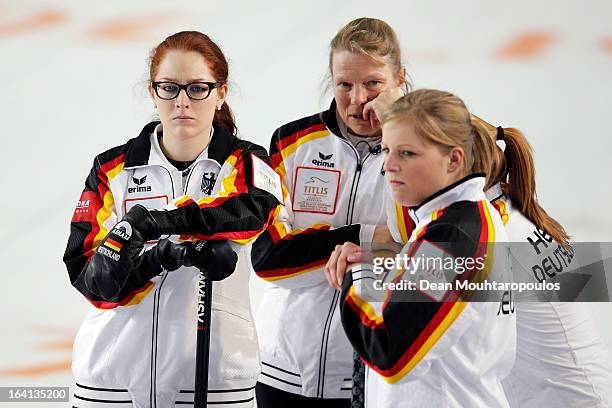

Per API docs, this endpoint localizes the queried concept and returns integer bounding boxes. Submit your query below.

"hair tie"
[496,126,505,141]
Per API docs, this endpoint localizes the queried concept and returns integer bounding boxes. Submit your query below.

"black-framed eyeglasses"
[151,81,222,100]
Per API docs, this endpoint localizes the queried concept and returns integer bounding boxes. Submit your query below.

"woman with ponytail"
[473,116,612,407]
[63,31,280,407]
[326,89,516,407]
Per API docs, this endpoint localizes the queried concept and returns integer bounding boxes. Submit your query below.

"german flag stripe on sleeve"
[394,203,415,243]
[155,147,281,245]
[270,123,329,178]
[252,223,361,283]
[88,281,155,309]
[339,200,497,384]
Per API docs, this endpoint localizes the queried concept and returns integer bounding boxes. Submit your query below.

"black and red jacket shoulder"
[63,121,280,308]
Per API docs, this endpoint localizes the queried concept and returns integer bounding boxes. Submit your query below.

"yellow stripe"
[106,162,124,181]
[124,282,156,307]
[348,285,384,326]
[262,261,325,281]
[197,167,239,205]
[93,191,115,248]
[394,203,409,243]
[383,202,497,384]
[276,130,330,178]
[104,241,120,252]
[92,162,124,248]
[384,300,469,384]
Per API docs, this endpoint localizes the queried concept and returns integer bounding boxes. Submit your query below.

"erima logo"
[128,175,152,193]
[311,152,335,168]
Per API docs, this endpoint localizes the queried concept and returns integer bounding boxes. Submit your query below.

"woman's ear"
[447,147,465,174]
[217,83,228,106]
[397,66,407,88]
[147,82,156,107]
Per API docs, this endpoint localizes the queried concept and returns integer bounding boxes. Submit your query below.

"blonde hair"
[471,115,570,245]
[328,17,408,88]
[382,89,502,183]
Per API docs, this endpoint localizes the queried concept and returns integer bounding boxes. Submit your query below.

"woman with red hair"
[64,31,280,407]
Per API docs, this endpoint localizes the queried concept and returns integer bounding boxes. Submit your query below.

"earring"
[216,104,222,111]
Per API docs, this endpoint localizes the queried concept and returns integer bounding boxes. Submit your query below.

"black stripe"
[344,144,361,225]
[176,396,255,405]
[349,156,366,223]
[320,290,339,396]
[149,277,157,407]
[490,193,504,203]
[341,387,352,391]
[261,372,301,388]
[343,378,352,381]
[179,385,256,393]
[317,290,339,396]
[151,272,168,408]
[352,276,375,282]
[76,383,128,393]
[410,173,485,213]
[261,361,300,377]
[74,394,132,404]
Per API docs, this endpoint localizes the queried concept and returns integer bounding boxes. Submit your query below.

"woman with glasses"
[64,31,280,407]
[250,18,409,408]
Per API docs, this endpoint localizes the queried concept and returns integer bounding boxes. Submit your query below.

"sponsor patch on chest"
[292,166,341,214]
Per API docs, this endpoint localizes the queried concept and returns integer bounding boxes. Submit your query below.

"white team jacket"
[64,122,280,407]
[342,175,517,408]
[486,183,612,408]
[250,102,410,398]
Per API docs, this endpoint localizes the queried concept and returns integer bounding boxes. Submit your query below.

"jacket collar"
[124,121,236,169]
[320,99,343,137]
[485,182,504,202]
[409,173,487,224]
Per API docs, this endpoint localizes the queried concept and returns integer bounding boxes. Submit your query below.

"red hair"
[149,31,236,135]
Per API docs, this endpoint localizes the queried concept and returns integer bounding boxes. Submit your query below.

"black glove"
[179,240,238,281]
[80,205,160,301]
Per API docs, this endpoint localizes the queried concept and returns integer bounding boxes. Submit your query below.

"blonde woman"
[473,117,612,408]
[251,18,408,407]
[327,90,516,407]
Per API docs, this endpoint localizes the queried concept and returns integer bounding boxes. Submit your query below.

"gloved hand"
[178,240,238,281]
[83,205,160,301]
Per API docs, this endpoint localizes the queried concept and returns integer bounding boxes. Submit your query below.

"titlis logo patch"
[128,175,152,193]
[312,152,335,168]
[98,221,133,262]
[201,172,216,195]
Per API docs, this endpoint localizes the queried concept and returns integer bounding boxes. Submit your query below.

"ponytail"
[472,115,570,245]
[470,118,504,190]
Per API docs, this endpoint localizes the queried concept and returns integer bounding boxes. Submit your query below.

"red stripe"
[271,123,327,170]
[105,238,122,249]
[256,258,326,279]
[370,300,455,377]
[345,292,386,330]
[189,206,277,242]
[272,224,331,244]
[83,156,125,260]
[87,281,153,309]
[401,206,414,239]
[477,201,490,244]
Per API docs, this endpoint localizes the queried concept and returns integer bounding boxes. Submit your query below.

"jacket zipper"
[316,139,378,398]
[147,165,177,408]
